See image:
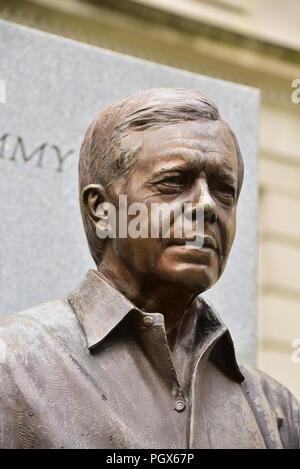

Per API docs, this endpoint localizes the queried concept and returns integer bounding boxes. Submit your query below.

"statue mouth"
[169,235,218,252]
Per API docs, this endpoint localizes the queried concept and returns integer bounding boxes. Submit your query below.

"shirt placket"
[188,326,227,448]
[138,311,188,414]
[134,309,226,448]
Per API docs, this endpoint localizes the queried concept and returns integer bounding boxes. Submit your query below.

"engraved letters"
[0,133,74,172]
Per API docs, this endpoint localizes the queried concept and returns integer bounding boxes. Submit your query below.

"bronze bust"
[0,88,299,449]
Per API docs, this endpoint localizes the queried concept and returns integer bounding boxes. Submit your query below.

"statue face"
[110,119,239,293]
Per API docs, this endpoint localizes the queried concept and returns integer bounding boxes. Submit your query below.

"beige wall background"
[1,0,299,399]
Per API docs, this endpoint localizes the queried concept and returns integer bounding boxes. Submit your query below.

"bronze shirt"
[0,269,299,448]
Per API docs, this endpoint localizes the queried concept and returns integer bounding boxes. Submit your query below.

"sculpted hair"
[79,88,244,265]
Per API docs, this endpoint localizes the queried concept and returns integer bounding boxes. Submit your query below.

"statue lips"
[167,235,219,264]
[169,235,217,250]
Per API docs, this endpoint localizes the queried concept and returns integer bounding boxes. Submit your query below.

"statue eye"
[160,175,184,186]
[151,174,187,194]
[212,184,236,203]
[222,184,235,197]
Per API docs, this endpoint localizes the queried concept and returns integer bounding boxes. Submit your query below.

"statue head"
[79,88,243,295]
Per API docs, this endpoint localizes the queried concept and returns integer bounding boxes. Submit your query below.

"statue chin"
[157,261,219,294]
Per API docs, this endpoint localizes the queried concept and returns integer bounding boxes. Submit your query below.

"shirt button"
[175,400,186,412]
[143,316,153,327]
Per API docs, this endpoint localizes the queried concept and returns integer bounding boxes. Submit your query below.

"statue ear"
[81,184,107,225]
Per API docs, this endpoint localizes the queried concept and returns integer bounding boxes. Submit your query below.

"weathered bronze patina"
[0,88,299,448]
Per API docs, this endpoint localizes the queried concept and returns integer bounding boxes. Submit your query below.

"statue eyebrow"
[211,166,237,186]
[147,150,237,188]
[149,162,196,180]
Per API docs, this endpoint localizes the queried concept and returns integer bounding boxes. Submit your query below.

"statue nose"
[192,182,217,224]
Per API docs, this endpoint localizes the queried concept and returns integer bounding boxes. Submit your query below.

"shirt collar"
[67,269,244,383]
[67,269,136,350]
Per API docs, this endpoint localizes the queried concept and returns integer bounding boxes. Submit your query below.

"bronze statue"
[0,88,299,448]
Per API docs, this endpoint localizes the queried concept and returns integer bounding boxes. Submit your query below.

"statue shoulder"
[0,298,72,332]
[0,299,77,362]
[239,360,300,448]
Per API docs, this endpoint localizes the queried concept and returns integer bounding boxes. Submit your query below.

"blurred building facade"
[1,0,300,398]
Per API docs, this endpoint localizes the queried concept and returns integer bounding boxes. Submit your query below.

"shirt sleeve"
[0,355,19,448]
[0,336,36,449]
[240,361,300,448]
[278,385,300,449]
